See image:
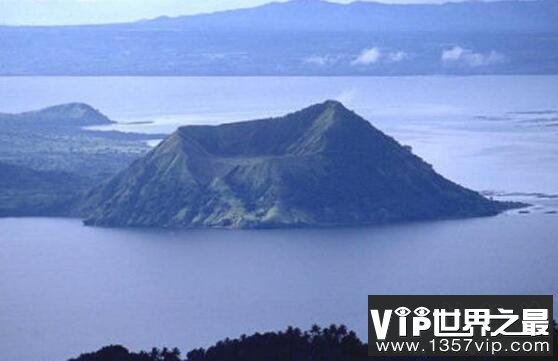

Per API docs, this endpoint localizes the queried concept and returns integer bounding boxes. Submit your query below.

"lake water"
[1,76,558,193]
[0,76,557,361]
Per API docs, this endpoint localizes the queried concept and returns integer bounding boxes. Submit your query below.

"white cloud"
[387,51,408,62]
[441,46,505,67]
[335,89,358,104]
[303,55,331,66]
[351,47,381,65]
[441,46,465,61]
[350,47,408,66]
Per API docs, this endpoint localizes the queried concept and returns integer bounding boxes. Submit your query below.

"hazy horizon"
[0,0,530,26]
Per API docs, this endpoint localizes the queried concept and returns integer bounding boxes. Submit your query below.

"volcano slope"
[83,101,517,228]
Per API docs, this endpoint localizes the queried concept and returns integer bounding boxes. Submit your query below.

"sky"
[0,0,521,26]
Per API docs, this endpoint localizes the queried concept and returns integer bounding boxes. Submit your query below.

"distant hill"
[83,101,517,229]
[0,102,155,179]
[0,103,114,127]
[0,103,160,217]
[1,0,557,75]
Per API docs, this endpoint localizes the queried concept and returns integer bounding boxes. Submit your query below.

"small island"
[83,101,522,228]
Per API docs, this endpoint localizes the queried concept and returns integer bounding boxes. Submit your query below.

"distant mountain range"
[141,0,558,33]
[1,0,557,75]
[83,101,518,229]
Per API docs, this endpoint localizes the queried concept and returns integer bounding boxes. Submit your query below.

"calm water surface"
[1,76,558,193]
[1,211,557,361]
[0,76,557,361]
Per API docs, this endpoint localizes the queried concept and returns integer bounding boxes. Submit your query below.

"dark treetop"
[67,323,558,361]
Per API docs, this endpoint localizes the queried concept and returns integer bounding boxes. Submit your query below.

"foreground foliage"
[68,324,557,361]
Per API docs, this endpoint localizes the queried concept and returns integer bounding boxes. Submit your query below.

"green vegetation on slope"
[0,103,161,216]
[84,101,520,229]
